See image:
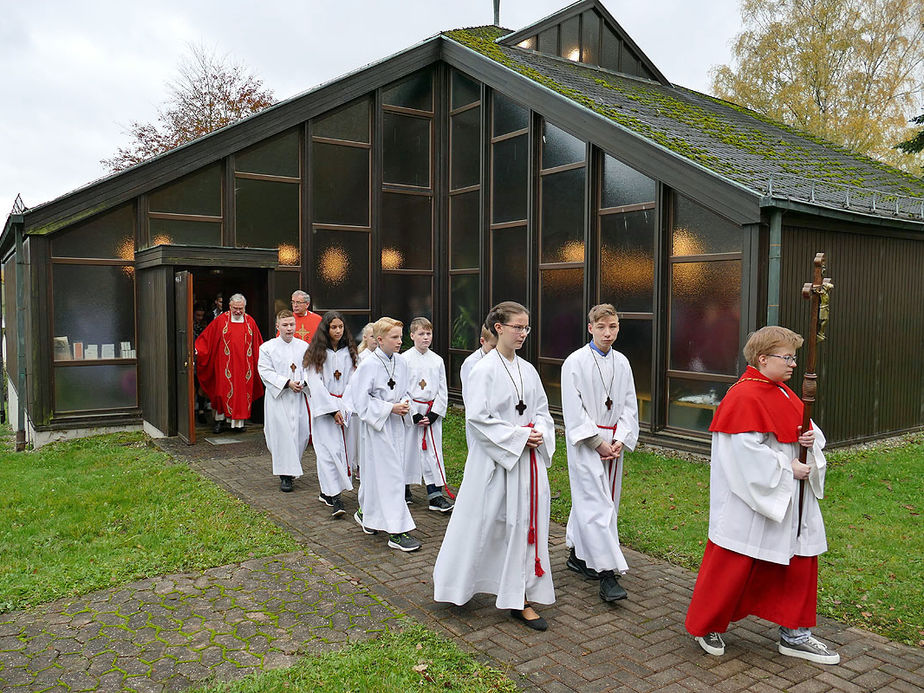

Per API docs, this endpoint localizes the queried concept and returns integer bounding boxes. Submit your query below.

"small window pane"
[614,318,651,424]
[273,270,301,316]
[382,70,432,111]
[235,129,299,177]
[559,16,580,61]
[55,364,137,412]
[236,178,300,265]
[539,362,563,409]
[538,26,558,54]
[492,134,528,223]
[541,168,585,264]
[313,98,370,143]
[542,121,585,169]
[381,193,432,270]
[540,267,584,359]
[450,274,480,350]
[600,209,655,312]
[449,352,467,390]
[451,107,481,190]
[670,260,741,375]
[492,226,528,307]
[53,205,134,260]
[668,378,730,432]
[601,27,620,71]
[381,274,432,334]
[621,44,640,78]
[581,11,600,65]
[3,257,17,378]
[451,71,480,110]
[149,218,221,247]
[672,195,741,255]
[383,113,430,187]
[312,229,370,310]
[515,36,536,51]
[493,92,528,136]
[148,164,221,216]
[312,142,369,226]
[450,191,480,270]
[602,155,655,208]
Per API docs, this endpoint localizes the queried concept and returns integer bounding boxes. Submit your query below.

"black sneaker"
[566,547,599,579]
[354,510,377,535]
[405,486,413,504]
[279,476,293,493]
[331,495,345,517]
[388,533,421,552]
[428,495,454,512]
[599,570,628,601]
[318,493,333,507]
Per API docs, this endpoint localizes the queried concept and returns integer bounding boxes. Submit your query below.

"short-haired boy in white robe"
[561,304,639,602]
[460,325,498,450]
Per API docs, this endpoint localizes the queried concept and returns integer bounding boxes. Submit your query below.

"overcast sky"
[0,0,742,218]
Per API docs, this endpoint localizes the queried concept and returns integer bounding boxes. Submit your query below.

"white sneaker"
[778,635,840,665]
[695,632,725,656]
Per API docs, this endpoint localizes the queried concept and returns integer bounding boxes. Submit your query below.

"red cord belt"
[411,399,454,499]
[523,423,544,578]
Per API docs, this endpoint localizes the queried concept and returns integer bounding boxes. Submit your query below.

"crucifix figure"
[419,378,427,390]
[333,370,342,381]
[290,363,296,375]
[605,396,613,410]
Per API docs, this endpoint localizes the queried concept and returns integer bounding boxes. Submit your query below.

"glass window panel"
[383,113,430,187]
[235,178,300,265]
[450,190,480,270]
[667,378,731,432]
[491,134,528,223]
[515,36,536,51]
[491,226,528,307]
[273,270,301,316]
[493,92,528,136]
[451,71,480,110]
[311,142,369,226]
[148,218,221,247]
[53,264,135,360]
[613,318,652,424]
[670,260,741,375]
[559,16,580,61]
[601,27,620,71]
[581,11,600,65]
[541,168,585,264]
[450,107,481,190]
[542,122,585,169]
[450,274,480,351]
[600,209,655,312]
[539,362,563,409]
[538,26,558,54]
[312,229,369,310]
[4,257,17,379]
[621,44,639,78]
[381,193,432,270]
[449,351,468,391]
[540,267,584,359]
[55,364,137,412]
[235,129,299,177]
[672,195,741,255]
[382,70,433,111]
[53,204,134,260]
[313,98,370,143]
[148,164,221,216]
[381,274,433,337]
[602,155,655,208]
[338,314,369,344]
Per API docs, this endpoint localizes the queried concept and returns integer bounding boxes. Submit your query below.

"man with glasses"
[289,290,322,344]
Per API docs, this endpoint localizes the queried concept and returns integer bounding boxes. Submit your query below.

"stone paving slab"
[0,551,400,692]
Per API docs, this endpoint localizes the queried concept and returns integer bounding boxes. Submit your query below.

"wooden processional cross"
[797,252,833,536]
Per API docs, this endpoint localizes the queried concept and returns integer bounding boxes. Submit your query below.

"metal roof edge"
[761,196,924,234]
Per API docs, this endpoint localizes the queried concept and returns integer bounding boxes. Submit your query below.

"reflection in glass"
[382,70,433,111]
[541,168,585,264]
[614,319,652,423]
[381,275,432,331]
[450,274,480,350]
[449,352,467,390]
[670,260,741,375]
[53,265,135,358]
[493,92,528,136]
[274,270,300,315]
[539,362,563,409]
[312,142,369,226]
[602,154,655,208]
[491,226,528,307]
[668,378,731,432]
[581,10,600,65]
[492,134,528,223]
[382,193,432,270]
[516,36,537,50]
[540,268,583,359]
[451,106,481,190]
[451,71,480,110]
[672,195,741,255]
[235,178,299,264]
[148,164,221,215]
[235,129,299,177]
[312,229,369,310]
[383,113,430,187]
[53,204,134,260]
[55,364,137,412]
[313,98,370,143]
[148,219,221,247]
[542,121,585,169]
[450,191,480,270]
[600,210,654,312]
[559,16,580,61]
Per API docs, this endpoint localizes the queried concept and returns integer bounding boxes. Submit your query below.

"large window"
[146,164,222,247]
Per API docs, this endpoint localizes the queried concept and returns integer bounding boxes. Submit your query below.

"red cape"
[278,312,323,343]
[709,366,805,443]
[195,312,264,418]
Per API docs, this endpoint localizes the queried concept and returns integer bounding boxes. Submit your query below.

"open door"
[175,270,196,445]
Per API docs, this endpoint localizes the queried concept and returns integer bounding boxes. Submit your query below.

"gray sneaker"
[353,510,377,535]
[428,495,454,512]
[778,635,840,665]
[695,632,725,656]
[388,533,421,552]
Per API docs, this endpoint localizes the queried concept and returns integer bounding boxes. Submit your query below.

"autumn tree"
[896,112,924,159]
[711,0,924,171]
[102,43,275,172]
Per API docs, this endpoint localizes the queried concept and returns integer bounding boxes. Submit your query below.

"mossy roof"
[444,26,924,220]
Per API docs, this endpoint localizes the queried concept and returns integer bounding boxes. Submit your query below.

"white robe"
[306,347,357,497]
[257,337,310,477]
[562,344,640,574]
[401,348,449,487]
[358,348,376,363]
[460,347,490,450]
[433,351,556,610]
[347,351,415,534]
[709,421,828,565]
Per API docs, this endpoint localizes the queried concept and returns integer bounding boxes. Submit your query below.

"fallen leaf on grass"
[416,643,423,651]
[413,664,428,673]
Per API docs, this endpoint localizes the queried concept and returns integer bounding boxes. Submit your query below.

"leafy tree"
[711,0,924,171]
[896,112,924,156]
[102,43,275,172]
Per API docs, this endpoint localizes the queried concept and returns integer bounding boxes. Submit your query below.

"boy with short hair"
[460,325,498,449]
[401,317,453,512]
[561,304,639,602]
[348,317,421,552]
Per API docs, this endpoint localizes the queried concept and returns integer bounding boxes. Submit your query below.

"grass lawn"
[442,408,924,647]
[192,621,516,693]
[0,429,296,612]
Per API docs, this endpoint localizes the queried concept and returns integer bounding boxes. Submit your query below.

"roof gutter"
[761,196,924,236]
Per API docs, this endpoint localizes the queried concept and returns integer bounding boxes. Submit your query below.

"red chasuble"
[279,312,323,343]
[709,365,806,442]
[195,312,265,419]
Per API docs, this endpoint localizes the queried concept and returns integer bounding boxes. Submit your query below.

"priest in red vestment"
[195,293,264,434]
[290,290,322,343]
[685,325,840,665]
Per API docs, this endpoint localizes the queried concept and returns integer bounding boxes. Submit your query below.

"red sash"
[523,423,544,578]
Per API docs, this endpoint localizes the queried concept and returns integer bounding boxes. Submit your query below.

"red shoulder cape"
[709,366,805,443]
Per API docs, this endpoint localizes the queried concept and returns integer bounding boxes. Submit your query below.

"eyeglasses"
[291,300,308,305]
[501,323,531,334]
[766,354,797,365]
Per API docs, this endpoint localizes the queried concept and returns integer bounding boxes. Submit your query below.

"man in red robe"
[290,290,322,343]
[196,293,264,434]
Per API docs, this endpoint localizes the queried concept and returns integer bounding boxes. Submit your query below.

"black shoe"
[510,608,548,631]
[599,571,628,602]
[230,425,246,434]
[279,476,293,493]
[197,411,207,424]
[405,486,413,504]
[212,420,223,434]
[318,493,333,507]
[331,495,345,517]
[428,495,454,512]
[566,548,599,580]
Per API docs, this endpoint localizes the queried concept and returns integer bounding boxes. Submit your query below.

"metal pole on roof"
[494,0,500,26]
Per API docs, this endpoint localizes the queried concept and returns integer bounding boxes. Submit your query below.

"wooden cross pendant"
[605,396,613,410]
[418,378,427,390]
[515,399,527,415]
[387,378,396,390]
[333,370,342,381]
[290,363,296,374]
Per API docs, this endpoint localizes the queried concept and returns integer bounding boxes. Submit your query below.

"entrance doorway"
[191,267,271,337]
